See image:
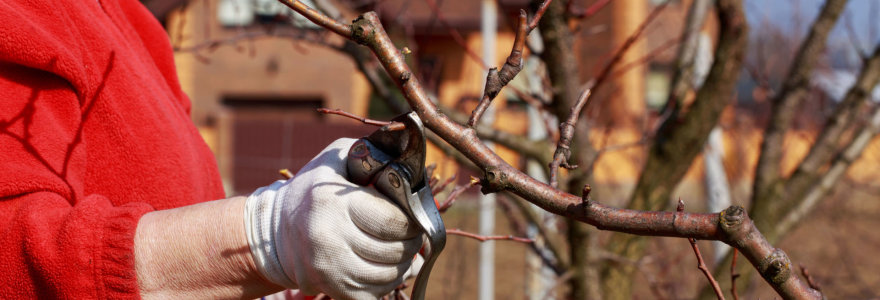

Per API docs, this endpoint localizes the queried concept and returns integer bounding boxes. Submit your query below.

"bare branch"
[779,45,880,213]
[278,0,352,37]
[498,194,568,274]
[548,88,590,188]
[280,1,823,298]
[610,36,680,79]
[843,11,869,59]
[604,0,750,295]
[468,10,528,127]
[799,264,822,292]
[438,177,479,212]
[441,105,553,166]
[776,104,880,235]
[567,0,612,20]
[753,0,848,205]
[423,0,487,67]
[679,200,725,300]
[731,250,740,300]
[431,174,457,195]
[316,108,405,130]
[547,2,667,187]
[661,0,711,115]
[528,0,554,32]
[447,228,534,243]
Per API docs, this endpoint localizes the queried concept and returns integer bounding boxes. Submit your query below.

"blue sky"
[745,0,880,50]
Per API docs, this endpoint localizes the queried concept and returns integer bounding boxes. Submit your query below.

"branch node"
[581,184,592,201]
[400,71,412,82]
[480,167,509,194]
[758,249,792,285]
[719,205,748,242]
[350,14,375,45]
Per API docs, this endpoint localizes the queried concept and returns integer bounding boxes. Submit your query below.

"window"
[223,96,374,195]
[217,0,321,28]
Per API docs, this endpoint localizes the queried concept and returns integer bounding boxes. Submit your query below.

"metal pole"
[478,0,497,299]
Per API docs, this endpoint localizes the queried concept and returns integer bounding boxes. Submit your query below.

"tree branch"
[778,45,880,220]
[661,0,711,116]
[549,2,668,188]
[280,1,822,298]
[603,0,748,295]
[316,108,405,130]
[776,104,880,235]
[468,10,528,127]
[447,228,534,243]
[752,0,848,207]
[679,200,725,300]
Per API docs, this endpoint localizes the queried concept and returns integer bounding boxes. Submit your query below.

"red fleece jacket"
[0,0,225,298]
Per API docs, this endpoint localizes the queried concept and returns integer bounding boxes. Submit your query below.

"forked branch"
[548,1,668,188]
[467,0,553,127]
[279,1,822,298]
[467,10,528,127]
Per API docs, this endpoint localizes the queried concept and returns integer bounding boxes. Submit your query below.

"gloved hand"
[244,138,424,299]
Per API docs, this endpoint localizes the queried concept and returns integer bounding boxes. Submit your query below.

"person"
[0,0,422,299]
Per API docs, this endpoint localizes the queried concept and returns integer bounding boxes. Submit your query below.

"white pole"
[478,0,497,299]
[694,32,731,263]
[704,127,731,263]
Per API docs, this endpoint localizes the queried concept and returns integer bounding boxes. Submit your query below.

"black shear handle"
[344,112,445,300]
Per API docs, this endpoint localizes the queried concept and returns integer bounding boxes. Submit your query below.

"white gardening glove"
[244,138,424,299]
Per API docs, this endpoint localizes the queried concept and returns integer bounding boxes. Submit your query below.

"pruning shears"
[345,112,446,300]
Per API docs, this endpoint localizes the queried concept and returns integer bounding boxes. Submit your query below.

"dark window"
[225,96,374,195]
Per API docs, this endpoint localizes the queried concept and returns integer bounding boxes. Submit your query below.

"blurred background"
[142,0,880,298]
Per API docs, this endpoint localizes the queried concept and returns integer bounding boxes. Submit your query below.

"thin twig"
[465,0,554,127]
[799,263,821,292]
[423,0,547,128]
[423,0,487,67]
[537,270,574,300]
[731,249,740,300]
[547,2,668,188]
[468,10,529,127]
[431,174,457,195]
[280,2,823,298]
[843,11,869,59]
[447,228,534,243]
[528,0,554,32]
[548,87,590,188]
[610,36,680,79]
[678,199,725,300]
[568,0,612,20]
[278,0,352,37]
[496,194,568,275]
[316,108,406,130]
[438,176,479,212]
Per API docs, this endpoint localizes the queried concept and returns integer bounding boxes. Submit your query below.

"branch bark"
[279,1,822,298]
[752,0,848,212]
[775,45,880,228]
[662,0,712,116]
[602,0,748,297]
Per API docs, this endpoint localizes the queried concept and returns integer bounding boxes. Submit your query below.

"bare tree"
[169,0,880,298]
[271,0,840,298]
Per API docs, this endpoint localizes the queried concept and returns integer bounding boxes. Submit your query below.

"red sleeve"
[0,0,226,297]
[0,63,154,299]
